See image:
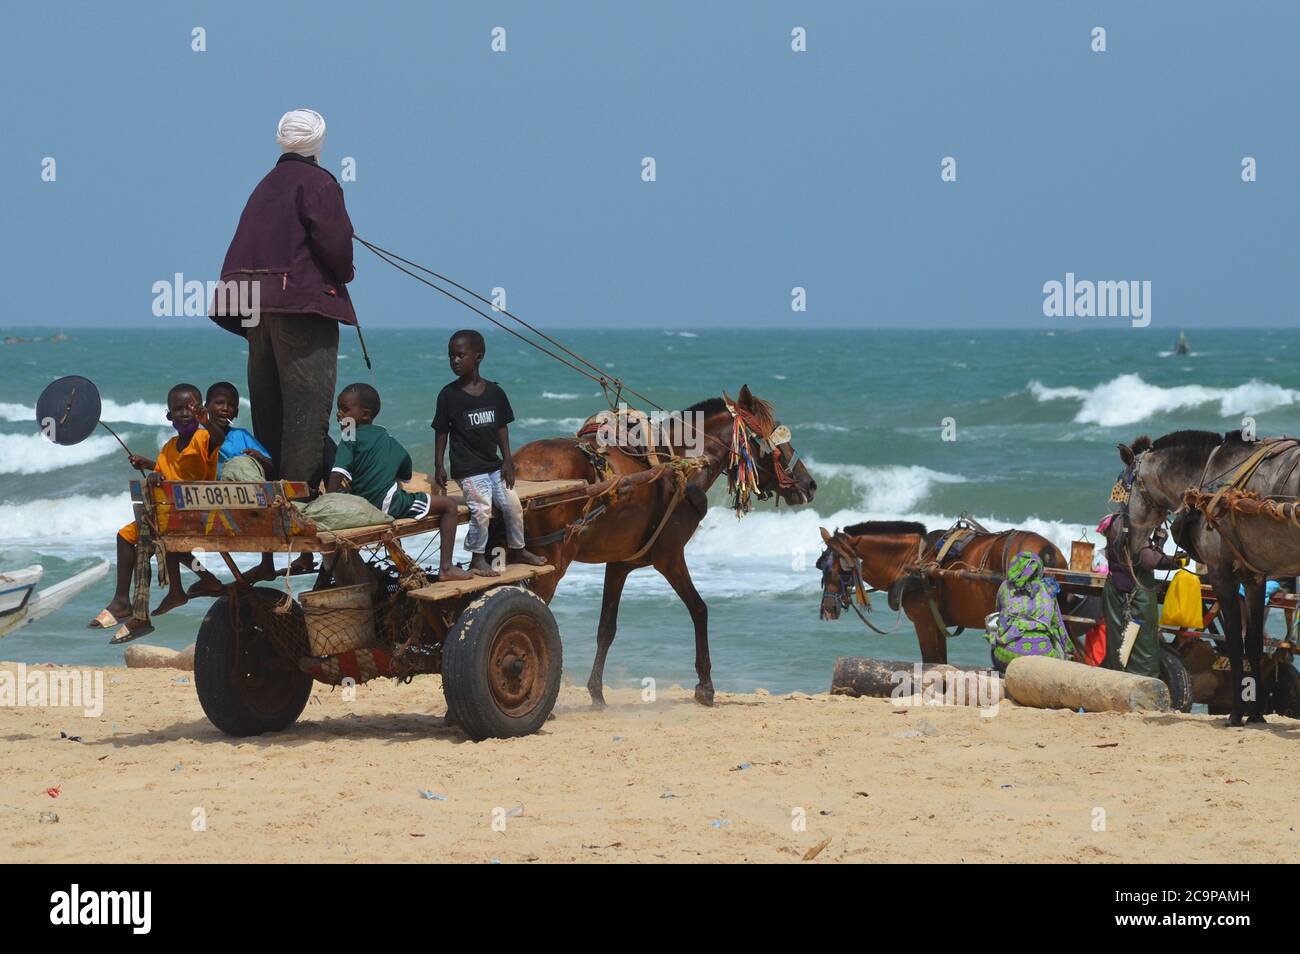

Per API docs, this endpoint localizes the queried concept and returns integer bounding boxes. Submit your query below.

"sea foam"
[1028,374,1299,427]
[0,433,122,475]
[0,398,166,426]
[0,493,132,541]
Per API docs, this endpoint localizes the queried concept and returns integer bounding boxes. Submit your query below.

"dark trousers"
[247,313,338,489]
[1102,576,1160,678]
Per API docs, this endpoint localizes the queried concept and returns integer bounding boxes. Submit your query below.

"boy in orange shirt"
[89,383,226,640]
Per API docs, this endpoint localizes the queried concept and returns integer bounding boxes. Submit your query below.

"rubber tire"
[194,592,313,736]
[441,586,562,742]
[1269,661,1300,718]
[1159,644,1194,713]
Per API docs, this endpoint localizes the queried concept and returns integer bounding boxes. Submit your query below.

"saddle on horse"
[576,408,672,466]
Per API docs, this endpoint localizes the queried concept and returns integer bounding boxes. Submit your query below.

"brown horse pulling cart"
[131,473,651,741]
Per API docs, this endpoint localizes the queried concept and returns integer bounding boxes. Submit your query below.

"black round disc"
[35,375,102,446]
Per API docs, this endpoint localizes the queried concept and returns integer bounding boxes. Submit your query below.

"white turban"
[276,108,326,158]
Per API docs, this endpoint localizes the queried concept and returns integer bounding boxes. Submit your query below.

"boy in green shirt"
[327,384,470,581]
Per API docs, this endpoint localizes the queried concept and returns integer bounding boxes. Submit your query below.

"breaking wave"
[0,398,166,426]
[0,493,132,541]
[1028,375,1299,428]
[0,433,123,475]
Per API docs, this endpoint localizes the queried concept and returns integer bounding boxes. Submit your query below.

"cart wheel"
[1268,661,1300,718]
[442,586,562,742]
[1158,645,1194,713]
[195,592,312,736]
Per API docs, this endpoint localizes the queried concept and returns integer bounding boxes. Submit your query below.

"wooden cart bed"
[133,477,589,554]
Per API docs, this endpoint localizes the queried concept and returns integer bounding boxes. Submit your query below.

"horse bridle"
[816,532,901,635]
[726,402,806,501]
[1118,451,1172,531]
[1113,450,1181,592]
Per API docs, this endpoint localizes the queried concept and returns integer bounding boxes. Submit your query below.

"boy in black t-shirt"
[432,330,546,577]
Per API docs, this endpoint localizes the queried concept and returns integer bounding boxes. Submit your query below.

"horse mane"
[841,520,928,537]
[683,394,777,431]
[682,397,727,417]
[1149,430,1223,453]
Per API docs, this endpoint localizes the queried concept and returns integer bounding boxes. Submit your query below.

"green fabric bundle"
[293,492,394,530]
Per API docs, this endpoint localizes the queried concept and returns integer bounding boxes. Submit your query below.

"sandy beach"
[3,660,1299,864]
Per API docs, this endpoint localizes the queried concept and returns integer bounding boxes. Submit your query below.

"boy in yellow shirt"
[89,383,226,639]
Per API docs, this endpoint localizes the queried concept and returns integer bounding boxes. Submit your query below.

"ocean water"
[1,325,1295,693]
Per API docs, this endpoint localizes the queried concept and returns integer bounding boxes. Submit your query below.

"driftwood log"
[831,656,1002,707]
[1005,655,1169,713]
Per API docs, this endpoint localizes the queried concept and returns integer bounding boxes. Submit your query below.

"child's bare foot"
[185,575,227,598]
[509,548,547,566]
[241,563,279,585]
[439,565,473,582]
[469,554,499,578]
[288,553,317,575]
[153,588,190,616]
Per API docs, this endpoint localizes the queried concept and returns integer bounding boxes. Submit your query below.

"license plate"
[171,482,269,510]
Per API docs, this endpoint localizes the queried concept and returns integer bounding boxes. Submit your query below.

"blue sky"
[2,1,1295,328]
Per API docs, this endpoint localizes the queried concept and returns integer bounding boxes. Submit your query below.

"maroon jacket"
[210,153,357,336]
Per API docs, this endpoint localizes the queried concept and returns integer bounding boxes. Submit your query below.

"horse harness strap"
[624,461,695,562]
[1202,438,1298,514]
[918,572,964,639]
[933,527,974,565]
[1199,438,1300,579]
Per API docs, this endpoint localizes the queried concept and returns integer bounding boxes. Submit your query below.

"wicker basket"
[300,584,377,656]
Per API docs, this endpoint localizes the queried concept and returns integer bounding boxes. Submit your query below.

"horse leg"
[587,561,634,708]
[1241,580,1268,724]
[655,553,713,706]
[528,545,574,603]
[904,597,948,664]
[1209,575,1246,727]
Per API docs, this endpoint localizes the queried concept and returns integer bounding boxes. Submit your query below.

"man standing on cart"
[209,108,355,495]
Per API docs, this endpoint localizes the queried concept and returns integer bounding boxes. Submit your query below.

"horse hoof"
[1247,713,1268,725]
[1226,714,1245,728]
[588,691,607,710]
[694,685,715,707]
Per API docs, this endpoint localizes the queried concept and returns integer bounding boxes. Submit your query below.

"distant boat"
[51,330,69,342]
[0,562,110,638]
[1173,330,1190,355]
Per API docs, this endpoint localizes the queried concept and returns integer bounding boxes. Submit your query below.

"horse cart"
[909,561,1300,715]
[1046,567,1300,716]
[816,519,1299,715]
[131,476,592,740]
